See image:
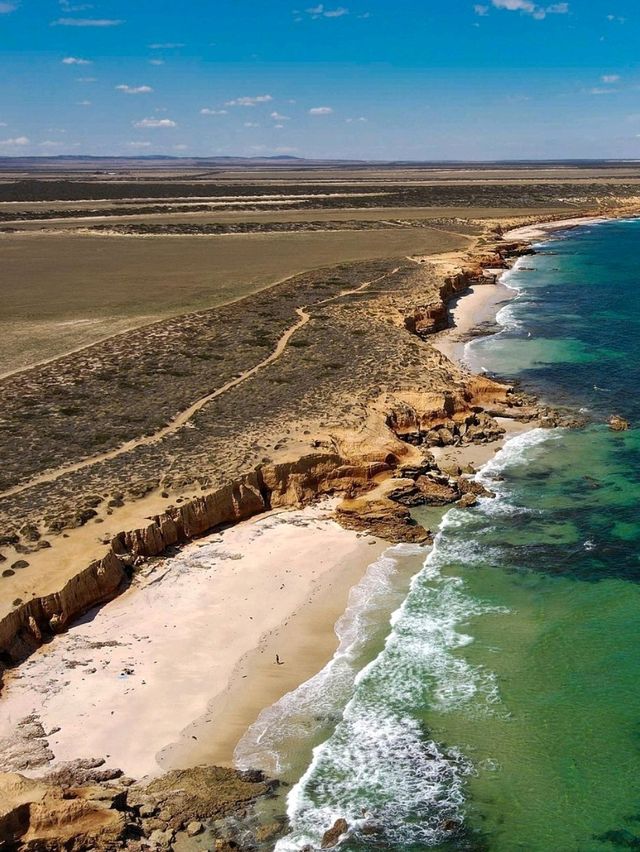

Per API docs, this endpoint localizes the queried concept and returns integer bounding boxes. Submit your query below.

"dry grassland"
[0,227,471,374]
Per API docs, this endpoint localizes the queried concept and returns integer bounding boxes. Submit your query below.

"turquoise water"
[242,219,640,850]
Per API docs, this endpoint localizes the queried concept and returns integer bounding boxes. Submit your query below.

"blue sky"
[1,0,639,159]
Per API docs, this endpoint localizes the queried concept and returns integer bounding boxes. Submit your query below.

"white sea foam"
[270,429,558,850]
[478,427,558,486]
[234,544,423,775]
[465,256,530,367]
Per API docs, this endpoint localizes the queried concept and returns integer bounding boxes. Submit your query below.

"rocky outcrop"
[386,394,508,448]
[336,497,432,544]
[404,239,535,340]
[609,414,630,432]
[0,452,397,685]
[0,771,126,851]
[387,474,461,507]
[0,763,275,851]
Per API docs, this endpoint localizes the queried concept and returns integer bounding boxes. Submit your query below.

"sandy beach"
[0,501,388,779]
[432,277,518,366]
[503,214,610,242]
[0,241,541,786]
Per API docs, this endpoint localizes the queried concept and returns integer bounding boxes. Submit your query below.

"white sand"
[0,502,386,779]
[503,215,609,242]
[433,278,516,366]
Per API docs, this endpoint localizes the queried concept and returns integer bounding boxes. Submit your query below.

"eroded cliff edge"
[0,224,559,686]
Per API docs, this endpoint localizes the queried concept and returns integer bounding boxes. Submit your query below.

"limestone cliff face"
[404,271,477,338]
[0,552,128,675]
[384,378,510,448]
[0,238,527,687]
[0,453,391,681]
[403,241,532,340]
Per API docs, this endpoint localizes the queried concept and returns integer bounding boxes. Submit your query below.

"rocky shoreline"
[1,755,281,851]
[0,215,602,851]
[0,227,557,686]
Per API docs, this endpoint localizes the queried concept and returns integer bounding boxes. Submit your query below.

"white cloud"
[489,0,568,18]
[127,141,152,148]
[149,59,164,65]
[76,100,92,106]
[0,122,6,127]
[0,136,29,146]
[305,4,349,18]
[39,140,66,148]
[225,94,273,107]
[309,106,333,114]
[270,111,290,120]
[116,84,153,94]
[59,0,93,10]
[244,121,260,127]
[274,124,285,128]
[52,17,123,25]
[62,56,92,65]
[602,74,620,83]
[133,117,177,128]
[77,76,96,82]
[346,116,367,122]
[0,2,18,13]
[174,144,188,150]
[474,4,489,14]
[148,42,184,49]
[200,108,228,115]
[588,87,616,95]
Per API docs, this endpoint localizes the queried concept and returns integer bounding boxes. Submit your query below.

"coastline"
[0,208,621,850]
[502,214,610,242]
[0,501,388,779]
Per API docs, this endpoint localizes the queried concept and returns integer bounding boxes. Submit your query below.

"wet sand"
[0,235,546,786]
[432,277,518,366]
[0,502,387,779]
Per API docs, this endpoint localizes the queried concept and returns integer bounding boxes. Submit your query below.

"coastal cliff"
[0,374,522,680]
[0,233,550,687]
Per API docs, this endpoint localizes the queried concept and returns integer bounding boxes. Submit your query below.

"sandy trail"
[0,270,395,501]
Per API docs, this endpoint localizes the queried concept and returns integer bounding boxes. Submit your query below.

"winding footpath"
[0,270,396,500]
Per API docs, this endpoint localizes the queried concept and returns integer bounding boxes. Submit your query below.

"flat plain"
[4,160,633,373]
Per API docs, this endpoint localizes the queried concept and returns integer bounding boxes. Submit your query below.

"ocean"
[238,219,640,851]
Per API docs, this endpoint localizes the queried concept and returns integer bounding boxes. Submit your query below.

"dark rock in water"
[583,475,602,489]
[458,493,477,508]
[321,817,349,848]
[609,414,630,432]
[594,828,640,848]
[458,477,495,499]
